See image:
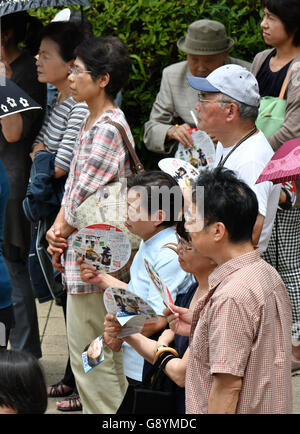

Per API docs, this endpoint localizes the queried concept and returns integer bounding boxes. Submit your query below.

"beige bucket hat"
[177,19,234,55]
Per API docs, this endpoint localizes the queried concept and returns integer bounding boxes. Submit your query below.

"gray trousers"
[5,258,42,358]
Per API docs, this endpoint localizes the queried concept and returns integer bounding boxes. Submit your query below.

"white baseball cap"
[187,64,260,107]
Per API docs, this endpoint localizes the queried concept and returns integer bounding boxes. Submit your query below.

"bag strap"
[106,120,144,174]
[279,66,293,100]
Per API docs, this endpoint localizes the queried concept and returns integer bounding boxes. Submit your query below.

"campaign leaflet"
[82,336,104,374]
[143,258,174,312]
[175,128,215,170]
[104,286,158,338]
[73,224,131,273]
[158,157,200,190]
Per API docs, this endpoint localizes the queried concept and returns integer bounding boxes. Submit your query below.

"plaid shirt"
[62,108,134,294]
[186,248,293,414]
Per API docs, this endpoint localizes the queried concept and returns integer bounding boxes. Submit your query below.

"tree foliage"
[31,0,266,169]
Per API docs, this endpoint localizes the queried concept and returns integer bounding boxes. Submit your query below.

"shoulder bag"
[75,121,144,280]
[255,66,292,138]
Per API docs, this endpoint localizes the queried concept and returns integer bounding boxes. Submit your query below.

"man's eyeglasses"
[197,92,220,105]
[176,233,193,251]
[69,65,92,76]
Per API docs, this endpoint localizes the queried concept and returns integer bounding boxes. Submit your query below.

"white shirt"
[214,131,281,252]
[122,227,194,381]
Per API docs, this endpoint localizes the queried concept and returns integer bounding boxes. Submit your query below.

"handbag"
[132,361,177,414]
[75,121,144,279]
[28,214,65,303]
[255,67,292,138]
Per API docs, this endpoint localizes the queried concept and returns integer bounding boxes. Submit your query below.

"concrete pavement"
[37,298,300,415]
[37,299,82,414]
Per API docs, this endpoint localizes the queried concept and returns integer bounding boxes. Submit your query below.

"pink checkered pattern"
[186,249,293,414]
[62,108,134,294]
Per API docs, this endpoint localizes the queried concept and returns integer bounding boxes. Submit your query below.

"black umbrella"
[0,75,41,118]
[0,0,91,16]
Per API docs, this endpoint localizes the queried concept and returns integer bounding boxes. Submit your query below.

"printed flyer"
[73,224,131,273]
[158,157,200,190]
[143,258,174,311]
[175,128,215,169]
[104,286,158,338]
[82,336,104,374]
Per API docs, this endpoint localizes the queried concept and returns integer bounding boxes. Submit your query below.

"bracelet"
[153,346,179,365]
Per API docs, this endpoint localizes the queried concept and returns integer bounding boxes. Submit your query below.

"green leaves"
[30,0,266,169]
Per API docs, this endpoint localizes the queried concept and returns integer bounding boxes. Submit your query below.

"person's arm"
[162,347,189,388]
[141,315,167,338]
[46,205,75,272]
[104,313,188,386]
[143,67,192,153]
[54,103,88,178]
[156,329,175,347]
[29,142,46,161]
[268,63,300,151]
[208,373,243,414]
[0,114,23,142]
[0,50,23,142]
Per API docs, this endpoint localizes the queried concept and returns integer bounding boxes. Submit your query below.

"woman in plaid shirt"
[46,36,134,414]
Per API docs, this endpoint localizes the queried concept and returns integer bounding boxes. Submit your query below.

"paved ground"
[37,298,300,415]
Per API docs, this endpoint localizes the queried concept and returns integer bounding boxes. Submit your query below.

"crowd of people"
[0,0,299,415]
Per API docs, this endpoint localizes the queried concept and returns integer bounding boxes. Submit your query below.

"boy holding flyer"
[79,171,193,413]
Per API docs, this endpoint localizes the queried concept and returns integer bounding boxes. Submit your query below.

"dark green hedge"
[31,0,266,169]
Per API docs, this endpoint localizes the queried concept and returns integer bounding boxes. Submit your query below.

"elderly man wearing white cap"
[143,20,250,154]
[187,64,281,252]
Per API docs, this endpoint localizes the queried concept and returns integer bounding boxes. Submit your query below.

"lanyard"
[217,127,257,168]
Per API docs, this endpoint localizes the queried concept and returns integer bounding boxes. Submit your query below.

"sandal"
[56,393,82,412]
[47,380,73,398]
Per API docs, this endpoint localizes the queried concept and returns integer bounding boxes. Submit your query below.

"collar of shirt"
[208,247,262,291]
[189,247,262,342]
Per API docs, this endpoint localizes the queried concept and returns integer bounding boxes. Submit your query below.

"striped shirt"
[62,108,134,294]
[33,93,88,172]
[186,248,293,414]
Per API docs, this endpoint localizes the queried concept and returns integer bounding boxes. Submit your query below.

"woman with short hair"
[46,36,135,414]
[251,0,300,374]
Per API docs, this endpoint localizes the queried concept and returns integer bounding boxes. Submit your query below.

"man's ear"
[152,209,166,227]
[225,102,239,123]
[211,221,226,242]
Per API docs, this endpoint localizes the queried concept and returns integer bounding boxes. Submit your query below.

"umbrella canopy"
[0,0,91,17]
[256,137,300,184]
[0,75,41,118]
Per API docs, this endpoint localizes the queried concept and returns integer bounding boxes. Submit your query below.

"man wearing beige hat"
[144,19,250,154]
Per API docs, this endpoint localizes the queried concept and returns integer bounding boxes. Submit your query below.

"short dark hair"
[75,36,131,100]
[0,350,47,414]
[193,167,258,243]
[41,22,85,62]
[176,217,191,242]
[262,0,300,46]
[127,170,183,228]
[2,11,44,55]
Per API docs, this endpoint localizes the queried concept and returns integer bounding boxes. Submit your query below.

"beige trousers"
[67,292,127,414]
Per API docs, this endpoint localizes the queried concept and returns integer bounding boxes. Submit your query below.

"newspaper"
[73,224,131,272]
[175,128,215,169]
[103,286,158,338]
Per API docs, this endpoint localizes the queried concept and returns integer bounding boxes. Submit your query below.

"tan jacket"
[251,49,300,207]
[143,56,251,154]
